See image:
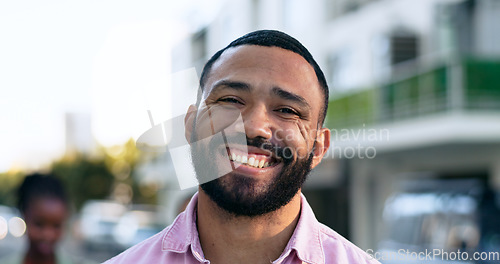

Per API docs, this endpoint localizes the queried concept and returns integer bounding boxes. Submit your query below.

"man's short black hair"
[199,30,329,125]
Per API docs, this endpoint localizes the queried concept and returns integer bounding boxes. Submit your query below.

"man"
[105,30,380,264]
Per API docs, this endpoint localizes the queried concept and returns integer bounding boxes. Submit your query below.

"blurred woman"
[17,173,70,264]
[0,173,92,264]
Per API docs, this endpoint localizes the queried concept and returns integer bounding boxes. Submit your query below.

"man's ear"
[184,104,198,143]
[311,127,330,169]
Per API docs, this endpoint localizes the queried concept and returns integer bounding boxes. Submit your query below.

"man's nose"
[240,105,272,140]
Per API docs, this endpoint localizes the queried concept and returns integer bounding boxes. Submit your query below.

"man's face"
[186,45,330,216]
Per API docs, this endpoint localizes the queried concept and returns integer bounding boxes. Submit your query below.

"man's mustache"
[210,133,294,164]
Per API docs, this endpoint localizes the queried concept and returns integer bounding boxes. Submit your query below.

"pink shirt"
[104,193,380,264]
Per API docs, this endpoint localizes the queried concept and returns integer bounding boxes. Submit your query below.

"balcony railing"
[325,59,500,129]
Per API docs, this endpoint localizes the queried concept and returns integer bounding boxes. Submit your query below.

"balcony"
[325,59,500,129]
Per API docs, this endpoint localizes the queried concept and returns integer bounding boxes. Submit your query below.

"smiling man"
[105,30,380,264]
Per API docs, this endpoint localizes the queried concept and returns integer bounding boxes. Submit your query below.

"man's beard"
[190,132,314,217]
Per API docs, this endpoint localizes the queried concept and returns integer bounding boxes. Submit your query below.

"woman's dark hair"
[17,173,68,214]
[198,30,329,125]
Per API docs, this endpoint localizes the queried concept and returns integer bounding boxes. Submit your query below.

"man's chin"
[199,168,300,217]
[200,180,272,217]
[208,173,267,199]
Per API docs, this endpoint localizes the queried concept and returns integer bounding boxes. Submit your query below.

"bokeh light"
[0,216,7,240]
[8,217,26,237]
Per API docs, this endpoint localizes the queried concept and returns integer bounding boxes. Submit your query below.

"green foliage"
[50,138,157,210]
[1,140,159,211]
[0,171,24,207]
[102,139,158,205]
[51,154,114,210]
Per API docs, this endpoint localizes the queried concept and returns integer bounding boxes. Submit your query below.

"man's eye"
[276,108,300,116]
[218,98,242,104]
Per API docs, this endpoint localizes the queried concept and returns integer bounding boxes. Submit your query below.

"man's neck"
[196,190,302,264]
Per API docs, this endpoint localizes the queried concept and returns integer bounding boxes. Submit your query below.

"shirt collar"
[276,193,324,264]
[161,193,203,255]
[161,192,324,264]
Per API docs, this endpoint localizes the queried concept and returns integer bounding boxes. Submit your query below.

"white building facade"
[166,0,500,255]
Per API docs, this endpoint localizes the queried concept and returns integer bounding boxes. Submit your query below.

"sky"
[0,0,223,172]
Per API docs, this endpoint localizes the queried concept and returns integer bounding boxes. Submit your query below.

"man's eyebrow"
[272,87,310,109]
[210,80,251,94]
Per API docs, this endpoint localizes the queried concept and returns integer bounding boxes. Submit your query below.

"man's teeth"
[230,153,272,168]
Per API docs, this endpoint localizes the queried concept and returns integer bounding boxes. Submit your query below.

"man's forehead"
[213,45,312,71]
[203,45,319,96]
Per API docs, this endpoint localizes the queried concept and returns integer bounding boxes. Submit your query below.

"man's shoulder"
[317,223,381,264]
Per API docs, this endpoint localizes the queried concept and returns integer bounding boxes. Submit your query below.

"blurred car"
[377,178,500,264]
[112,204,165,251]
[78,200,127,252]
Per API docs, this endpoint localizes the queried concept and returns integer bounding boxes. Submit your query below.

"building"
[65,112,95,155]
[165,0,500,257]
